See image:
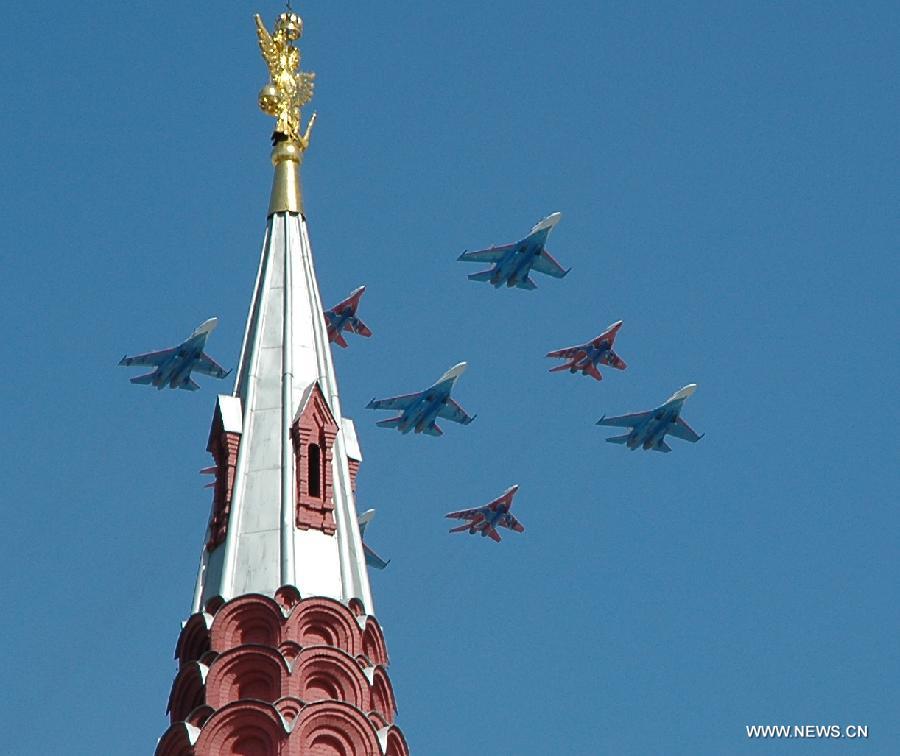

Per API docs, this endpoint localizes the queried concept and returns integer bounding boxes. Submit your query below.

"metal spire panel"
[194,209,373,613]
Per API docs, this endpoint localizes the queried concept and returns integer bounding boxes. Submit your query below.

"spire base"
[268,140,304,216]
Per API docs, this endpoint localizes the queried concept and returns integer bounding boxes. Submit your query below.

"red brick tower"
[156,11,407,755]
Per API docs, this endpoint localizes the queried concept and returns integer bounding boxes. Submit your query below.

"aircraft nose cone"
[439,361,468,383]
[530,211,563,233]
[198,317,219,334]
[673,383,698,400]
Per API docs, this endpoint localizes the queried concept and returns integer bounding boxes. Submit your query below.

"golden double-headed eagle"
[255,11,316,147]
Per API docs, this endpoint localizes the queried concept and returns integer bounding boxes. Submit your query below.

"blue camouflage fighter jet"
[597,384,704,452]
[119,317,230,391]
[458,212,570,290]
[366,362,475,436]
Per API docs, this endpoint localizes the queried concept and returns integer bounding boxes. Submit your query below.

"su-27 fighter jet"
[118,317,230,391]
[324,285,372,348]
[358,510,389,570]
[597,384,704,453]
[446,485,525,543]
[547,320,627,381]
[366,362,475,436]
[458,212,570,290]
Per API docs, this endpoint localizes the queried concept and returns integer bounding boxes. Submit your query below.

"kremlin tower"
[156,11,408,755]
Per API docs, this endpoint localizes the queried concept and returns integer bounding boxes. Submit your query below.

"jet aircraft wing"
[119,348,176,367]
[192,352,230,378]
[437,397,475,425]
[531,249,570,278]
[445,507,485,521]
[668,417,703,442]
[546,344,587,359]
[498,512,524,532]
[457,243,516,263]
[367,393,421,412]
[363,542,390,570]
[597,411,652,429]
[348,320,372,337]
[333,287,365,311]
[606,353,627,370]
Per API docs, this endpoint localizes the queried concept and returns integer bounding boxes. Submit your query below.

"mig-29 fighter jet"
[446,485,525,543]
[458,212,570,290]
[597,384,703,453]
[358,509,389,570]
[547,320,627,381]
[324,285,372,348]
[118,317,230,391]
[366,362,475,436]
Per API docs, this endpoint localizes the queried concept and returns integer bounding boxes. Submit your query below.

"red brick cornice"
[159,591,406,755]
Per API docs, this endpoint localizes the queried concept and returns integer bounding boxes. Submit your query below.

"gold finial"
[255,11,316,149]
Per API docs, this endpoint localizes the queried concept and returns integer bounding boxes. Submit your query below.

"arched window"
[291,382,339,534]
[307,443,321,498]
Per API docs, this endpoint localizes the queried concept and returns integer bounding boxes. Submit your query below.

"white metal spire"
[192,200,373,613]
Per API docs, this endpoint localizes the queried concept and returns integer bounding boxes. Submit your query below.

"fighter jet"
[118,317,230,391]
[446,485,525,543]
[358,509,389,570]
[324,285,372,348]
[458,212,570,290]
[366,362,475,436]
[597,384,703,452]
[547,320,627,381]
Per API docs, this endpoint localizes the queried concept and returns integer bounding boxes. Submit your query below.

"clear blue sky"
[1,2,897,754]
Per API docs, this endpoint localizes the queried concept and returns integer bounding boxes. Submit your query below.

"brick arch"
[368,711,389,731]
[290,646,371,709]
[175,612,212,668]
[363,616,388,665]
[193,700,286,756]
[278,640,303,663]
[210,594,284,652]
[274,695,305,728]
[290,701,382,755]
[154,722,197,756]
[285,597,361,654]
[274,584,302,613]
[370,666,397,724]
[384,725,410,756]
[186,704,214,729]
[205,595,226,615]
[205,646,288,709]
[167,662,208,723]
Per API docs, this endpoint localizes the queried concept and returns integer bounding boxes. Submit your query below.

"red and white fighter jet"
[445,485,525,543]
[324,285,372,348]
[546,319,627,381]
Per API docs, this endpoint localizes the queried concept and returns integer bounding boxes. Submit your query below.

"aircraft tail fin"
[549,363,573,373]
[129,371,157,386]
[515,276,537,290]
[585,364,604,381]
[332,332,349,348]
[606,434,630,445]
[467,269,494,283]
[654,440,672,453]
[179,378,201,391]
[423,423,443,437]
[376,416,403,429]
